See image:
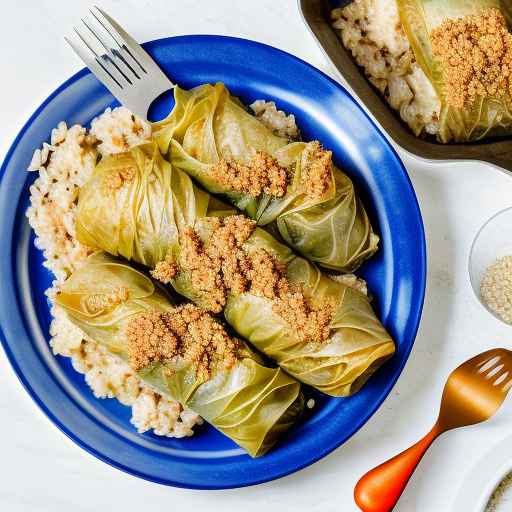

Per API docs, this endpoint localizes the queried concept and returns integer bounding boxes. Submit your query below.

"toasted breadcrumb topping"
[431,8,512,109]
[175,215,335,343]
[301,142,333,199]
[211,151,288,198]
[246,248,334,343]
[126,304,239,379]
[247,248,290,299]
[179,216,256,312]
[273,291,334,344]
[127,310,178,371]
[103,165,136,192]
[85,286,129,314]
[151,258,179,284]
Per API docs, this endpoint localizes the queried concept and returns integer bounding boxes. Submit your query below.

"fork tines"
[66,7,144,90]
[65,6,174,119]
[475,349,512,391]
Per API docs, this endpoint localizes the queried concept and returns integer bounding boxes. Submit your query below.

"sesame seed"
[480,255,512,324]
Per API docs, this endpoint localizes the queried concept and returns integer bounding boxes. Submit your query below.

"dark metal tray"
[299,0,512,172]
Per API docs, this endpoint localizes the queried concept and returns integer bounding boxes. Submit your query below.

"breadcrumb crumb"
[431,8,512,109]
[178,216,256,312]
[174,216,335,343]
[84,286,129,314]
[127,310,178,372]
[211,151,288,198]
[211,142,334,201]
[127,304,239,380]
[151,258,179,284]
[301,142,333,199]
[246,248,334,344]
[247,248,290,300]
[102,163,136,193]
[273,290,335,344]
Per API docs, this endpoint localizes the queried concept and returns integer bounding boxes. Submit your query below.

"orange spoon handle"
[354,423,441,512]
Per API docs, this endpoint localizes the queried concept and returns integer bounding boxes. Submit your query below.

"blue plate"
[0,36,426,489]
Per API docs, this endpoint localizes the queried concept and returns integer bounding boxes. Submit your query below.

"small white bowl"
[454,434,512,511]
[469,207,512,325]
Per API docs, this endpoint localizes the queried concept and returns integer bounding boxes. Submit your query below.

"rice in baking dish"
[26,99,300,439]
[331,0,441,138]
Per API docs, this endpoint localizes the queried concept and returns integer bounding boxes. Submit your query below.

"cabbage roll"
[397,0,512,142]
[167,216,395,397]
[75,144,395,397]
[76,141,235,269]
[55,252,304,457]
[152,83,378,272]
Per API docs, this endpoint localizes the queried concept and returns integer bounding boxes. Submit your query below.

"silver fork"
[65,6,175,120]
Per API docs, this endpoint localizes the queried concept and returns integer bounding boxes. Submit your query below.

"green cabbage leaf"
[55,252,304,457]
[76,142,235,269]
[153,83,378,272]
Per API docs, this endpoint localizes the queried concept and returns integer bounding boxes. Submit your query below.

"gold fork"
[354,348,512,512]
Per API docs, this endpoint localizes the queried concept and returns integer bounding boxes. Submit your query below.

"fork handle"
[354,423,441,512]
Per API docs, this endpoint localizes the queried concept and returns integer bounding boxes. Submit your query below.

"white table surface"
[2,1,512,511]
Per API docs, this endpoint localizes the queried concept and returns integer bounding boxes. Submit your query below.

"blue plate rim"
[0,34,426,489]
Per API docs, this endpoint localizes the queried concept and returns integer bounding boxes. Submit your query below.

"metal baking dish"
[298,0,512,172]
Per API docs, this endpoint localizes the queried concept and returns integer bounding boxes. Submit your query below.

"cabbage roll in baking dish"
[398,0,512,143]
[333,0,512,143]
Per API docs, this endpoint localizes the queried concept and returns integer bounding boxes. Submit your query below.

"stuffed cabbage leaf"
[55,252,304,457]
[75,145,395,397]
[397,0,512,142]
[76,142,235,269]
[169,219,395,397]
[152,83,379,272]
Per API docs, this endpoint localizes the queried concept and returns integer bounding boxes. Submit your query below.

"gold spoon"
[354,348,512,512]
